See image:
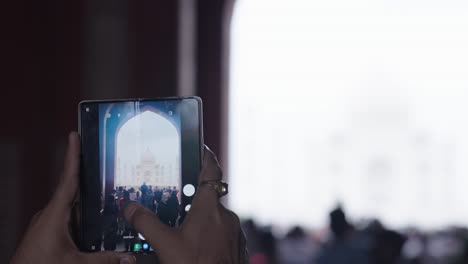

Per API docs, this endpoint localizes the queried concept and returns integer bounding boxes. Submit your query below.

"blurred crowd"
[243,207,468,264]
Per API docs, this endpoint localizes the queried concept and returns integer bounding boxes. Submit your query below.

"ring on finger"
[198,180,229,197]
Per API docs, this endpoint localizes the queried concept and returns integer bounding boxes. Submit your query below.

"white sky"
[229,0,468,229]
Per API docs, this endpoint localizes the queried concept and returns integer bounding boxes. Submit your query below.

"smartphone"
[78,97,203,256]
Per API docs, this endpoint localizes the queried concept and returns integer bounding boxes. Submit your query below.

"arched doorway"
[114,110,181,190]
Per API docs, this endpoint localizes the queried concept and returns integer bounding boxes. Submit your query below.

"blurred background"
[3,0,468,263]
[229,1,468,263]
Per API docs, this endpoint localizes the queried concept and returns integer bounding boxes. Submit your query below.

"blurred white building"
[229,0,468,229]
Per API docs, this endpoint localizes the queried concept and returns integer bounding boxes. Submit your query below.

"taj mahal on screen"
[100,103,182,192]
[115,147,180,188]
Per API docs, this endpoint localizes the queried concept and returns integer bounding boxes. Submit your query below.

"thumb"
[123,202,179,254]
[50,132,80,211]
[78,251,136,264]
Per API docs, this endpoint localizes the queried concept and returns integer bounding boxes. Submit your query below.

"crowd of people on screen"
[101,183,181,251]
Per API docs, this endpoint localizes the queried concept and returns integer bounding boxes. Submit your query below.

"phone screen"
[78,97,202,254]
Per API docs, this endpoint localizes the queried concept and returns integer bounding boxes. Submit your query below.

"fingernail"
[120,255,134,264]
[69,131,77,141]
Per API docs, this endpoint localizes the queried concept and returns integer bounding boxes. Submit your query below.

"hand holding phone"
[11,133,136,264]
[11,134,247,264]
[12,97,247,264]
[123,147,248,264]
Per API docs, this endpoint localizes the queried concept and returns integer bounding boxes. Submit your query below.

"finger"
[51,132,80,210]
[192,146,223,207]
[199,145,223,183]
[182,147,223,229]
[76,251,136,264]
[123,202,179,253]
[29,210,43,226]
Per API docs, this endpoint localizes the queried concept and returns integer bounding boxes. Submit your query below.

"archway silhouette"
[114,109,181,189]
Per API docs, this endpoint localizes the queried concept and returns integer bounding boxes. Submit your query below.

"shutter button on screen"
[183,184,196,197]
